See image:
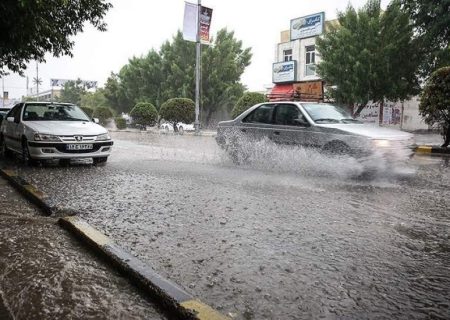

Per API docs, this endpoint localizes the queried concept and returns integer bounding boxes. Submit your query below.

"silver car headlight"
[372,139,391,148]
[96,133,111,141]
[34,133,61,142]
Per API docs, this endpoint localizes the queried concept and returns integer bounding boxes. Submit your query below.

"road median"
[415,145,450,155]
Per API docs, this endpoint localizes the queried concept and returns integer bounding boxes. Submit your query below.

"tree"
[159,98,195,132]
[316,0,420,108]
[60,79,87,106]
[201,29,252,123]
[0,0,112,75]
[231,92,267,119]
[130,102,158,127]
[103,73,134,114]
[80,89,109,110]
[401,0,450,78]
[105,29,252,125]
[92,107,113,126]
[419,66,450,147]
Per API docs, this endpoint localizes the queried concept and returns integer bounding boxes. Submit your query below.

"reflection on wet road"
[6,132,450,319]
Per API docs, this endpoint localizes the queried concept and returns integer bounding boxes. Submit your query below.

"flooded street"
[6,132,450,319]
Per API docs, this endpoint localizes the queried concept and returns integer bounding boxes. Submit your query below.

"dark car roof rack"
[266,91,324,102]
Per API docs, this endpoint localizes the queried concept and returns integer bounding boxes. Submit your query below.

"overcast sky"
[3,0,390,99]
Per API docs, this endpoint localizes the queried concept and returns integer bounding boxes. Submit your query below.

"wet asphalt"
[0,177,167,320]
[3,131,450,319]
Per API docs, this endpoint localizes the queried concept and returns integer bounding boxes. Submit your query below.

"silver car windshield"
[302,104,362,124]
[22,104,91,122]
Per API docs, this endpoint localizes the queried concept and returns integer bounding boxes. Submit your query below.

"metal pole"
[36,62,39,101]
[194,0,201,134]
[1,77,4,108]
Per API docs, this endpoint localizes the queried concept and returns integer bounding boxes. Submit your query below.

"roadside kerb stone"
[415,145,450,155]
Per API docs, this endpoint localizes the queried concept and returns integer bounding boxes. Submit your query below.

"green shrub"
[130,102,158,127]
[159,98,195,131]
[231,92,267,119]
[92,106,113,125]
[115,116,127,130]
[81,106,94,117]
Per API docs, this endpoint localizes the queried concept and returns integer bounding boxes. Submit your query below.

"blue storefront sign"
[290,12,325,40]
[272,61,297,83]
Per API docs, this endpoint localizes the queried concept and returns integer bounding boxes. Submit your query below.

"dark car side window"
[243,104,275,124]
[274,104,306,126]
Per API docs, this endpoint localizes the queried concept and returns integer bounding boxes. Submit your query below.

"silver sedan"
[216,101,414,163]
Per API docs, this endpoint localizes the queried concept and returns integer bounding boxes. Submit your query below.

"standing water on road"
[8,132,450,319]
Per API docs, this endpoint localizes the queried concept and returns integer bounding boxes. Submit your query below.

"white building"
[270,12,339,100]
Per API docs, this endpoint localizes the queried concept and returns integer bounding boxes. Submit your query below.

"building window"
[283,49,293,62]
[305,45,316,76]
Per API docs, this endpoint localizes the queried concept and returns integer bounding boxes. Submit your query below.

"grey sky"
[3,0,390,100]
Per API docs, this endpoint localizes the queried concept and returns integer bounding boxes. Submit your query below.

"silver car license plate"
[66,144,93,150]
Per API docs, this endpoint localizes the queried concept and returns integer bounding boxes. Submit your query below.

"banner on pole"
[183,2,197,42]
[183,2,213,44]
[199,6,213,44]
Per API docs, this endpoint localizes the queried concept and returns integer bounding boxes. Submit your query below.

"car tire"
[22,140,38,166]
[0,135,12,158]
[322,141,352,156]
[93,157,108,165]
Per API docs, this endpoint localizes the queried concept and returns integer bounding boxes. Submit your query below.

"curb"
[415,145,450,155]
[59,217,229,320]
[0,169,229,320]
[0,169,56,216]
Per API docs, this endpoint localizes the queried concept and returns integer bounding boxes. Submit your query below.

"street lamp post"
[194,0,201,134]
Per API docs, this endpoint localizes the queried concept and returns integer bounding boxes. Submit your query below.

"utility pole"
[36,63,39,101]
[194,0,201,134]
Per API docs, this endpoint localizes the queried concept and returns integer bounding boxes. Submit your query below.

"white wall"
[401,96,429,131]
[275,37,321,82]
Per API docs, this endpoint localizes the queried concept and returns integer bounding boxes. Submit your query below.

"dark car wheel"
[22,140,38,166]
[1,135,12,158]
[93,157,108,165]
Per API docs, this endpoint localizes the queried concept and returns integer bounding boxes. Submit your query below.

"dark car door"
[270,103,317,147]
[238,103,276,141]
[3,103,23,151]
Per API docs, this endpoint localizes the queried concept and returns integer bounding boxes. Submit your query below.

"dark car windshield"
[302,104,362,124]
[22,103,91,122]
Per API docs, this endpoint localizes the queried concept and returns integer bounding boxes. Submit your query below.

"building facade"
[271,12,339,100]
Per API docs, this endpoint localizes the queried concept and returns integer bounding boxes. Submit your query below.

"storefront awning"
[267,84,295,101]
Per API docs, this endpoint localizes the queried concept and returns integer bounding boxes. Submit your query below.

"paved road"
[5,132,450,319]
[0,175,167,320]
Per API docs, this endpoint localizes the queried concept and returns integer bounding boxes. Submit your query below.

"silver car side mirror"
[6,117,15,123]
[93,118,99,124]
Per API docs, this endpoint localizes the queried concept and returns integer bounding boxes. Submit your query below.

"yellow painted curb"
[1,169,16,177]
[23,184,45,198]
[63,216,111,246]
[416,146,432,153]
[181,300,231,320]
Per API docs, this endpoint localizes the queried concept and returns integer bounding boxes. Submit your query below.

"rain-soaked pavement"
[0,177,167,320]
[2,131,450,319]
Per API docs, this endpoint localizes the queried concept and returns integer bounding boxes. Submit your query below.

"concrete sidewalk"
[0,177,166,320]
